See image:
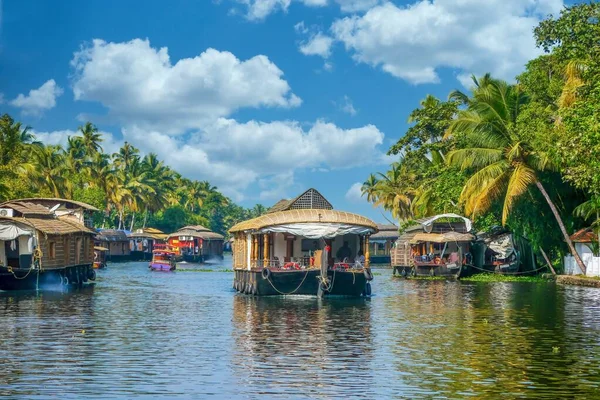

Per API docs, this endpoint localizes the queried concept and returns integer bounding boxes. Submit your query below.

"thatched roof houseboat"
[369,224,399,265]
[167,225,224,262]
[95,229,131,262]
[0,198,97,290]
[129,227,168,261]
[229,188,378,297]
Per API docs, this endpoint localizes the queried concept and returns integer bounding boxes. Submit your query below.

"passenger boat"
[166,225,225,263]
[93,246,108,269]
[391,214,475,278]
[230,189,377,297]
[0,198,98,290]
[148,244,176,272]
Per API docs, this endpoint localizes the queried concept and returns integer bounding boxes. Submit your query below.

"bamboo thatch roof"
[371,224,399,240]
[129,227,168,240]
[410,231,474,244]
[0,216,95,236]
[167,225,224,240]
[1,198,99,211]
[230,209,378,233]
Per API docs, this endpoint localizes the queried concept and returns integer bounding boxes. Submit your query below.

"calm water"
[1,256,600,399]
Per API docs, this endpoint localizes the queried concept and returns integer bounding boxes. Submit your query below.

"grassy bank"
[461,273,551,283]
[556,275,600,288]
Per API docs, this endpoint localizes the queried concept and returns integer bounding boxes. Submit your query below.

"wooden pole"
[263,234,269,268]
[365,235,370,268]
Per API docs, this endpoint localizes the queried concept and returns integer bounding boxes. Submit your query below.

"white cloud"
[32,129,121,155]
[345,182,365,203]
[299,32,334,58]
[10,80,63,116]
[331,0,564,84]
[334,0,379,13]
[121,119,385,200]
[337,95,357,115]
[234,0,326,20]
[70,39,301,133]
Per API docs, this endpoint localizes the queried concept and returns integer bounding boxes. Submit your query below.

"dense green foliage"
[363,3,600,271]
[0,116,265,235]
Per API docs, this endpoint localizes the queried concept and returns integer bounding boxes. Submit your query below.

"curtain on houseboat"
[258,223,375,239]
[0,221,34,241]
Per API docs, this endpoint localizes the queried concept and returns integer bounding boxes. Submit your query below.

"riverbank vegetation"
[362,3,600,274]
[0,117,266,235]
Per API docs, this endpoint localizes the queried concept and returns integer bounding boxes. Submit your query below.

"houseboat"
[167,225,224,263]
[471,228,536,274]
[129,227,168,261]
[391,214,474,278]
[95,229,131,262]
[369,224,399,266]
[0,198,98,290]
[229,188,377,297]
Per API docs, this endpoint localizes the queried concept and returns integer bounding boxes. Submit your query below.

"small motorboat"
[149,248,176,272]
[93,246,109,269]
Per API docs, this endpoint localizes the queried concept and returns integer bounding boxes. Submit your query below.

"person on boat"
[336,241,352,261]
[355,250,365,267]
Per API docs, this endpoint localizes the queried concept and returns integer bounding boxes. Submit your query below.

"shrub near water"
[461,273,550,283]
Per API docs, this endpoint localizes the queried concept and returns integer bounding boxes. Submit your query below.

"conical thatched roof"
[229,209,378,233]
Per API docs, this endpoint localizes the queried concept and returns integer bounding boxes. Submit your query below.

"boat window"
[49,242,56,259]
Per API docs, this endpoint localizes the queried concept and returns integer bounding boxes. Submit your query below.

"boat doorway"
[5,239,20,268]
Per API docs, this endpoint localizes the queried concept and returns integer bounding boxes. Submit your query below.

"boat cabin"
[95,229,131,262]
[230,188,378,297]
[129,227,168,261]
[167,225,224,262]
[392,214,474,278]
[0,199,97,290]
[369,224,399,266]
[471,228,536,274]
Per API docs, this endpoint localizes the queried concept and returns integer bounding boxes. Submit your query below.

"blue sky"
[0,0,565,222]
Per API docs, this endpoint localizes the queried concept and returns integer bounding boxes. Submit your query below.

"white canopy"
[420,213,472,233]
[0,221,34,241]
[258,223,376,239]
[488,234,515,259]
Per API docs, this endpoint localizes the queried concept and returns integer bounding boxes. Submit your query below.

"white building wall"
[564,243,600,276]
[273,233,286,260]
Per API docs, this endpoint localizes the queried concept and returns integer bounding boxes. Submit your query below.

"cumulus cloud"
[233,0,327,20]
[336,95,357,115]
[121,119,385,200]
[10,79,63,116]
[70,39,301,133]
[334,0,379,13]
[32,129,121,155]
[299,32,334,58]
[345,182,365,203]
[331,0,564,84]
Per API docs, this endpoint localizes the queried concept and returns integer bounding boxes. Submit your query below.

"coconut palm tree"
[140,153,176,227]
[574,196,600,255]
[23,145,72,198]
[0,114,39,165]
[78,122,103,157]
[445,78,587,274]
[113,142,139,171]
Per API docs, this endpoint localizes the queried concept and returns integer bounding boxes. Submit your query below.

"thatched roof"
[0,216,95,236]
[267,188,333,214]
[96,229,129,242]
[371,224,399,240]
[230,209,378,233]
[1,201,53,217]
[129,227,168,240]
[167,225,224,240]
[1,198,99,211]
[410,231,474,244]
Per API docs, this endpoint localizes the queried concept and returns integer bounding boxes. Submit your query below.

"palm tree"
[113,142,139,171]
[0,114,39,165]
[141,153,176,227]
[363,163,416,221]
[78,122,103,157]
[23,145,72,198]
[445,78,587,274]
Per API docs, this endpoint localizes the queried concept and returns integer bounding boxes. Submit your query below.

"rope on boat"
[266,269,311,295]
[6,265,34,280]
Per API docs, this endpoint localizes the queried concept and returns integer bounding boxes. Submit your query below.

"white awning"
[0,221,34,241]
[420,213,473,233]
[258,223,376,239]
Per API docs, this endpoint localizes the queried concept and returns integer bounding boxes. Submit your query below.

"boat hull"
[393,264,471,279]
[149,262,175,272]
[0,264,96,291]
[233,269,369,297]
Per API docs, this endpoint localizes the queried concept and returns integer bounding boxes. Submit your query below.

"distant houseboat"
[129,227,168,261]
[391,214,474,278]
[0,198,98,290]
[229,188,377,297]
[95,229,131,262]
[369,224,399,266]
[166,225,224,263]
[471,228,536,274]
[148,245,177,272]
[93,246,108,269]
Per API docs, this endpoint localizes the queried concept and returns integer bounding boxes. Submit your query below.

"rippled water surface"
[2,256,600,399]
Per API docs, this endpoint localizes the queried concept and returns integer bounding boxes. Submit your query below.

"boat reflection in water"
[231,295,374,398]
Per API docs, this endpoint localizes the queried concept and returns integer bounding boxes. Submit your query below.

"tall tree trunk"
[535,181,586,275]
[143,206,148,229]
[130,213,135,231]
[118,210,123,230]
[539,247,557,275]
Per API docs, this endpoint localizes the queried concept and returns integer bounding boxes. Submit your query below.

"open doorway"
[5,240,20,268]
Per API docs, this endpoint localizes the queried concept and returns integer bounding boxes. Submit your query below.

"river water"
[1,256,600,399]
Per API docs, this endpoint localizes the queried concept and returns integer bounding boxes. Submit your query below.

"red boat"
[149,245,176,272]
